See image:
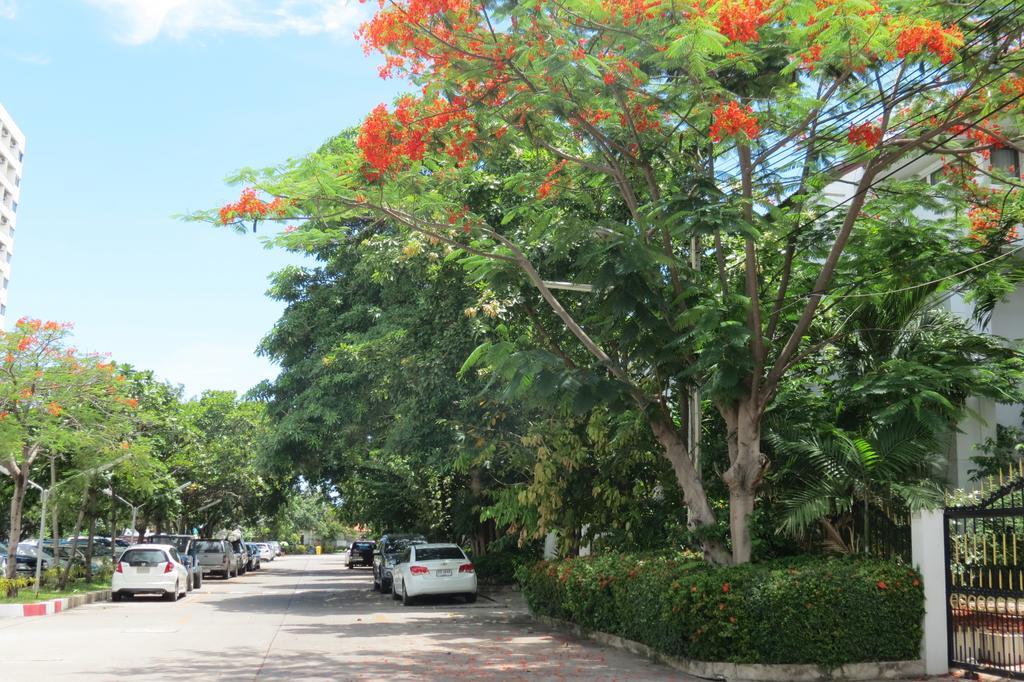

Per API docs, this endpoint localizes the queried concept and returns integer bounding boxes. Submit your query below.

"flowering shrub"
[516,553,923,669]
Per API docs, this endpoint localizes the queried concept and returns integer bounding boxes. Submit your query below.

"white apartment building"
[822,147,1024,490]
[0,103,23,326]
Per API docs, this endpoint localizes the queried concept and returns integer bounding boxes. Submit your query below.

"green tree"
[0,319,138,582]
[207,0,1024,563]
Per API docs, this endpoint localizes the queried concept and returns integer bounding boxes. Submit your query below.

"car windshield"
[151,536,191,552]
[120,549,167,565]
[415,547,466,561]
[388,539,425,552]
[196,541,224,552]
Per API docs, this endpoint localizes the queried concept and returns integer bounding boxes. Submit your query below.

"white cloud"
[83,0,365,45]
[0,1,15,20]
[13,53,51,66]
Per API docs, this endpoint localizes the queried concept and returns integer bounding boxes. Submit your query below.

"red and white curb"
[0,590,110,618]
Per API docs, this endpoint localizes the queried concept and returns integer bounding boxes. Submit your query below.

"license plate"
[136,567,150,574]
[436,569,452,577]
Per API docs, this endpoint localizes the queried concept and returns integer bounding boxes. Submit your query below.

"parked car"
[230,539,248,576]
[373,534,426,593]
[244,543,262,571]
[145,534,202,589]
[17,542,66,570]
[0,543,42,575]
[112,544,190,602]
[391,543,477,606]
[347,540,376,569]
[254,543,274,562]
[268,541,282,556]
[195,539,235,579]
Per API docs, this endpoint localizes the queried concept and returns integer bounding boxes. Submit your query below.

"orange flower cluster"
[46,402,62,417]
[895,20,963,64]
[357,96,476,180]
[358,0,477,78]
[218,189,288,225]
[716,0,770,43]
[601,0,662,25]
[710,101,760,142]
[968,204,1019,244]
[848,122,883,148]
[537,160,568,200]
[1000,76,1024,97]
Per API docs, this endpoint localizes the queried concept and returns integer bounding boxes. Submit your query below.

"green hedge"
[516,553,923,669]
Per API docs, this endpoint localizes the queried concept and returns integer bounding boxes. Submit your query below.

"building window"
[928,169,944,185]
[10,201,15,213]
[1,305,7,317]
[992,148,1020,178]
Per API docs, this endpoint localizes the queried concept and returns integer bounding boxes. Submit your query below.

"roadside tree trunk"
[59,493,89,589]
[84,514,97,581]
[719,397,769,565]
[648,415,733,564]
[5,468,27,583]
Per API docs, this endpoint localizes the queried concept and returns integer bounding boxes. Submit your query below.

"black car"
[372,534,426,592]
[145,534,202,589]
[347,540,376,569]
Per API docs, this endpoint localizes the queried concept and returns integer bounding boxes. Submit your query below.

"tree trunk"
[648,415,732,564]
[50,456,59,563]
[59,493,89,590]
[720,397,769,565]
[5,471,27,582]
[84,514,97,581]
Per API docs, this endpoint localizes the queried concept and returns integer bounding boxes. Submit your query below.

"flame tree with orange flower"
[210,0,1024,564]
[0,319,140,585]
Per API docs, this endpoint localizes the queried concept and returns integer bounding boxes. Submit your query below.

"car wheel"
[401,582,414,606]
[372,573,380,591]
[347,563,353,570]
[383,579,392,594]
[111,592,122,602]
[223,567,231,580]
[392,581,401,601]
[165,582,179,602]
[194,571,202,589]
[465,592,477,604]
[186,576,193,592]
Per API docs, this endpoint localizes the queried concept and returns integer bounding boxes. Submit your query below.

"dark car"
[145,534,202,589]
[0,543,43,575]
[347,540,376,569]
[244,543,261,571]
[372,534,426,592]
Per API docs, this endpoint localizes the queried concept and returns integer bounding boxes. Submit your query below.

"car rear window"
[353,543,374,550]
[415,547,466,561]
[196,541,224,552]
[121,549,167,565]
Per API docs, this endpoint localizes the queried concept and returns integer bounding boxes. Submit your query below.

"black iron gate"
[945,470,1024,678]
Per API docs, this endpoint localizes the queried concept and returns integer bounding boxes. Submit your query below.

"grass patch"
[0,578,110,604]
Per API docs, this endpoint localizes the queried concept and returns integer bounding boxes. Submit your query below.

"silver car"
[195,539,235,579]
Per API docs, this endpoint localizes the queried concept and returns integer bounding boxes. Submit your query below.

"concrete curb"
[0,589,110,618]
[530,614,926,682]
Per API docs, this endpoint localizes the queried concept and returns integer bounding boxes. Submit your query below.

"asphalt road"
[0,552,681,680]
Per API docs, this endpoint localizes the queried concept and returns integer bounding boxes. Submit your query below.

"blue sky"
[0,0,401,397]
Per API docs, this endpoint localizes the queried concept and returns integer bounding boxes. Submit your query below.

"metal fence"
[945,469,1024,679]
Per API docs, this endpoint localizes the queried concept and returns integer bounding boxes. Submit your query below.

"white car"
[255,543,274,561]
[111,544,190,602]
[392,543,477,606]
